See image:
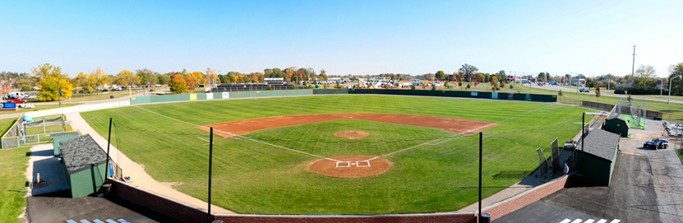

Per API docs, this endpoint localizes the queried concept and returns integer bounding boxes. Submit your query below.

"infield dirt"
[202,113,495,137]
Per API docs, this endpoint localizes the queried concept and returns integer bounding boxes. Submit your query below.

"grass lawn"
[58,90,142,103]
[0,117,28,223]
[81,95,589,214]
[0,103,79,115]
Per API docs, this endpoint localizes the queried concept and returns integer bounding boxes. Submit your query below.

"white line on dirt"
[134,105,338,162]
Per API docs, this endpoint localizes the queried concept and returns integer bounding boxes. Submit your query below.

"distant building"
[506,75,519,83]
[571,77,586,86]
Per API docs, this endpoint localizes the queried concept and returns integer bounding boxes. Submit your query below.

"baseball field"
[81,94,588,214]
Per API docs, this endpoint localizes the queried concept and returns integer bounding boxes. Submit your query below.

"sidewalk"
[64,112,234,214]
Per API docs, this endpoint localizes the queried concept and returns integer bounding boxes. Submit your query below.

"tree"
[636,65,656,77]
[116,69,140,96]
[72,72,96,95]
[249,72,264,83]
[490,75,499,91]
[459,64,478,82]
[474,73,484,83]
[596,85,601,98]
[668,63,683,95]
[633,65,657,88]
[136,69,158,88]
[296,68,308,84]
[34,63,73,101]
[284,67,296,82]
[496,70,507,83]
[91,68,110,93]
[319,69,328,82]
[537,72,547,82]
[435,70,446,81]
[169,74,188,93]
[158,73,172,86]
[187,71,204,90]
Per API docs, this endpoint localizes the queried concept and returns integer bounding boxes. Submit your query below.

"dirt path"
[65,112,234,214]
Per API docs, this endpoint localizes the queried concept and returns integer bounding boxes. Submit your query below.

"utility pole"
[631,45,636,80]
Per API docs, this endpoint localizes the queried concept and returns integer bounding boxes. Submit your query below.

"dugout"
[575,129,620,186]
[60,134,109,198]
[603,117,629,137]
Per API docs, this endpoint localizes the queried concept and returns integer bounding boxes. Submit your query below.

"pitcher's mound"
[307,155,392,178]
[335,130,369,140]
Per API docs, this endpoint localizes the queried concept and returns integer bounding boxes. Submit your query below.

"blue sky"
[1,0,682,77]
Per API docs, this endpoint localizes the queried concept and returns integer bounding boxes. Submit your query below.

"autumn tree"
[91,68,110,93]
[34,63,73,101]
[115,69,140,96]
[490,75,499,91]
[296,68,308,84]
[284,67,296,82]
[169,74,188,93]
[249,72,265,83]
[186,71,204,91]
[72,72,97,95]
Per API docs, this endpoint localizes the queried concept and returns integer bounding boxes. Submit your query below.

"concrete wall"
[25,100,131,117]
[212,214,477,223]
[108,180,477,223]
[70,163,106,198]
[483,175,568,221]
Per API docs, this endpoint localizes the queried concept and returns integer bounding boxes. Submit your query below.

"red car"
[6,98,26,103]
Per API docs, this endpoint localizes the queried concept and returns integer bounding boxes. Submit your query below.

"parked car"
[579,88,589,93]
[564,140,577,150]
[643,138,669,149]
[6,98,26,103]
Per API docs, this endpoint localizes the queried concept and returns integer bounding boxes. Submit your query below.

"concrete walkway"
[64,112,234,214]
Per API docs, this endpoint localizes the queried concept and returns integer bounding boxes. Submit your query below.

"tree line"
[4,62,683,102]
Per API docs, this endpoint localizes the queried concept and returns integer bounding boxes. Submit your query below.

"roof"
[60,134,108,173]
[578,129,620,161]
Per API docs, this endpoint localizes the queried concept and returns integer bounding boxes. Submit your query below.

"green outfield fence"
[345,89,557,102]
[129,89,556,106]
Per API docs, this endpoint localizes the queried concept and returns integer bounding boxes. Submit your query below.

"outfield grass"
[0,118,28,223]
[82,95,589,214]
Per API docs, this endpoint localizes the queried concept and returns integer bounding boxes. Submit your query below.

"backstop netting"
[617,98,646,129]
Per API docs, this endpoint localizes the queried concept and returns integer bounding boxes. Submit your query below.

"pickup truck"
[643,138,669,150]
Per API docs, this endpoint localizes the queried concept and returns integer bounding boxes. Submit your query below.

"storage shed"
[60,134,108,198]
[603,117,629,137]
[576,129,621,186]
[51,132,80,156]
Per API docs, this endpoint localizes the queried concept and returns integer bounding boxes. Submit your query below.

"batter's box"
[335,161,352,167]
[355,160,371,167]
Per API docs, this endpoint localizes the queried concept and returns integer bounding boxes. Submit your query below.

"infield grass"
[82,95,589,214]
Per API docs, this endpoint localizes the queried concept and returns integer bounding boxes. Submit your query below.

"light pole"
[669,76,680,104]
